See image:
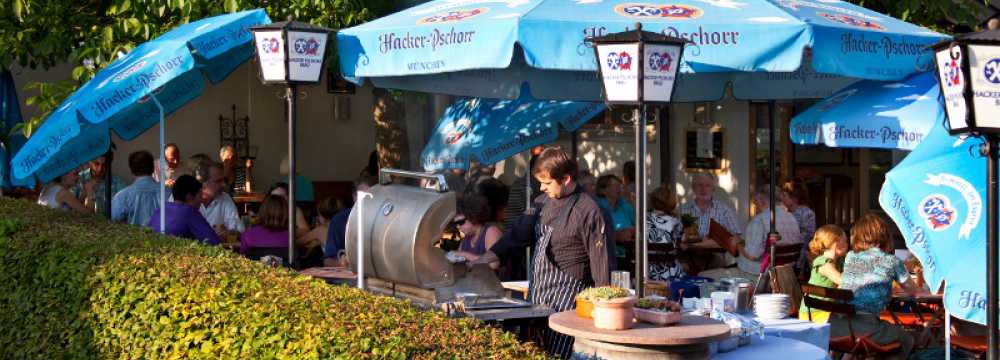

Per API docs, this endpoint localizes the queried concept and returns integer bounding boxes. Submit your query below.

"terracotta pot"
[575,298,594,319]
[634,308,682,326]
[591,296,637,330]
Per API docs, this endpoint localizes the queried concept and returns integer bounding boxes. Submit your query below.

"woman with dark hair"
[647,186,686,280]
[268,182,310,237]
[240,194,290,254]
[834,213,919,359]
[453,195,503,269]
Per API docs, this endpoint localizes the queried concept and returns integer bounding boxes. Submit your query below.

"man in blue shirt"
[148,175,221,245]
[112,151,160,226]
[324,174,377,266]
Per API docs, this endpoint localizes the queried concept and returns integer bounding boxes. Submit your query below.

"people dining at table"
[72,153,125,217]
[38,168,93,214]
[782,179,817,275]
[834,213,919,360]
[680,173,743,270]
[192,160,244,237]
[596,174,636,269]
[153,143,184,187]
[219,145,245,194]
[268,182,310,237]
[452,195,503,270]
[301,197,338,249]
[323,173,377,266]
[239,194,290,255]
[799,224,848,323]
[646,186,686,281]
[700,189,800,284]
[112,150,160,226]
[147,175,220,246]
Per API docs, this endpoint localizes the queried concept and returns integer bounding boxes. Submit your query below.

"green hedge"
[0,198,547,359]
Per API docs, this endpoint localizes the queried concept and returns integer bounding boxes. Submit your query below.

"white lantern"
[591,23,686,105]
[933,31,1000,134]
[251,17,332,85]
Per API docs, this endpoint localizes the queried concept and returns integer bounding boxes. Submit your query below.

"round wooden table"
[548,311,731,360]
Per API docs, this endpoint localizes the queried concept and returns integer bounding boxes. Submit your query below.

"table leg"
[571,338,710,360]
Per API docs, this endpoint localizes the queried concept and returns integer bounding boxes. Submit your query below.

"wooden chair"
[801,284,902,358]
[772,243,802,267]
[768,264,802,317]
[951,335,986,359]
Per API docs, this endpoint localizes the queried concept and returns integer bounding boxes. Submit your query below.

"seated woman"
[646,186,686,281]
[452,195,502,269]
[834,214,919,359]
[300,197,339,250]
[799,224,848,323]
[268,182,311,237]
[240,194,290,256]
[38,168,93,214]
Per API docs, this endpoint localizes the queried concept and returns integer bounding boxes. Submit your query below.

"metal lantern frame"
[250,17,332,86]
[932,31,1000,360]
[590,23,686,296]
[250,17,333,266]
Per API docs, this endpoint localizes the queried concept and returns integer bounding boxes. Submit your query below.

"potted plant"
[584,286,636,330]
[575,288,599,319]
[681,214,699,241]
[634,297,683,326]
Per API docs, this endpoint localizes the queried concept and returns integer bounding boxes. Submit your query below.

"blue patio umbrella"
[790,71,939,150]
[421,89,606,171]
[879,122,993,325]
[0,68,28,188]
[10,9,270,230]
[337,0,946,101]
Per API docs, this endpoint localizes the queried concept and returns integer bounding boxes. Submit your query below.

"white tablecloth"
[714,336,830,360]
[756,316,831,351]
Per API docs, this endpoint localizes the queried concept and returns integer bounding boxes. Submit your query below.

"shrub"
[0,198,548,359]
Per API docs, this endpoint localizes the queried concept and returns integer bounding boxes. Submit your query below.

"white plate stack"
[753,294,789,320]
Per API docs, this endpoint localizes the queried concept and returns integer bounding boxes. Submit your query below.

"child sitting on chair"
[799,224,848,323]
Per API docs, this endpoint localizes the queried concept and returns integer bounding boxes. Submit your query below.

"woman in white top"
[38,169,93,214]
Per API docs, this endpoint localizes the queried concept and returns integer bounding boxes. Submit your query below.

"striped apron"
[529,196,588,359]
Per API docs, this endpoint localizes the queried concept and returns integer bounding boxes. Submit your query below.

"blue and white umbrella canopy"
[421,89,606,171]
[338,0,946,101]
[11,9,269,184]
[790,71,939,150]
[879,122,992,325]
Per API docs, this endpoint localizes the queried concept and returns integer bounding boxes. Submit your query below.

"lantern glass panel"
[596,43,640,102]
[968,44,1000,130]
[254,31,286,82]
[643,43,681,103]
[936,46,969,132]
[287,31,328,83]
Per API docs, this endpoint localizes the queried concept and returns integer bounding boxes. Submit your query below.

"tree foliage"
[0,0,394,137]
[849,0,985,33]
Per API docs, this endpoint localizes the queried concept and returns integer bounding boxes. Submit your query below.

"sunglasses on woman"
[452,218,467,226]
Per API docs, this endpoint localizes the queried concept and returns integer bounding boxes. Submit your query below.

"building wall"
[670,100,752,226]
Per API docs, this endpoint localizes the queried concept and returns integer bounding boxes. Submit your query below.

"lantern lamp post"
[932,30,1000,360]
[591,23,686,296]
[251,17,332,266]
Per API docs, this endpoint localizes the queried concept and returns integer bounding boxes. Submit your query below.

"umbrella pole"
[767,100,779,277]
[287,84,297,267]
[105,146,112,218]
[987,135,999,360]
[634,106,646,297]
[153,96,165,234]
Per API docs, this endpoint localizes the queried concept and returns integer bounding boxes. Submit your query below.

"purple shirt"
[147,202,221,245]
[240,225,290,254]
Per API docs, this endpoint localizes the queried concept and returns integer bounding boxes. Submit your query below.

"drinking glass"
[611,271,631,290]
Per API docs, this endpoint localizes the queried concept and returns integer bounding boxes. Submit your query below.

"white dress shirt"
[199,192,244,232]
[738,205,801,275]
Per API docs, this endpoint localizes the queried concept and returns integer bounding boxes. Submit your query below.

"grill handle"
[379,168,450,193]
